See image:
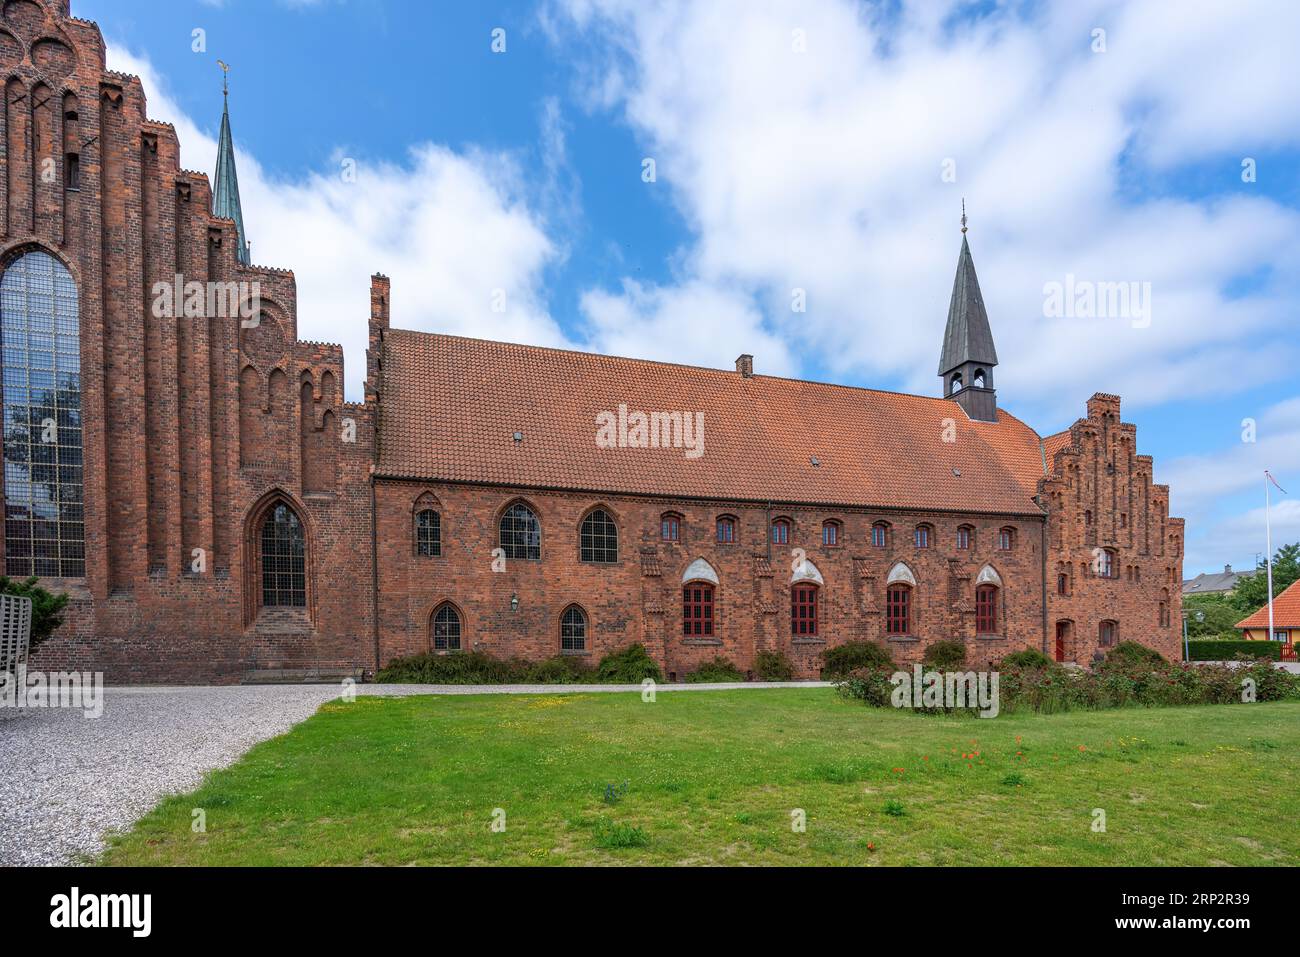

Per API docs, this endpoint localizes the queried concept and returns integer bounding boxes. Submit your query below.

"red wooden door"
[1054,622,1068,662]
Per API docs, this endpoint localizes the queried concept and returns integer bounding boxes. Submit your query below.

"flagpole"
[1265,472,1275,643]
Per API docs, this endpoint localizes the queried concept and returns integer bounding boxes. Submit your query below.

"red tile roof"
[376,331,1050,515]
[1236,578,1300,629]
[1043,429,1073,462]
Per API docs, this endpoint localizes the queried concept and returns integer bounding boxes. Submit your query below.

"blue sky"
[78,0,1300,577]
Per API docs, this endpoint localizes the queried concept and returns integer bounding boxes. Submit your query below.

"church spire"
[938,202,999,421]
[212,60,250,266]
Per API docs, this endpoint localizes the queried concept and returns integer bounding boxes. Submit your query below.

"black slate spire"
[938,206,998,421]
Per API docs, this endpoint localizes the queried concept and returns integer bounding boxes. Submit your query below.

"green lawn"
[100,690,1300,866]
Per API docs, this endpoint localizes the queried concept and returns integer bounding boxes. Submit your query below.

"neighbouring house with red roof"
[7,0,1183,682]
[1236,579,1300,655]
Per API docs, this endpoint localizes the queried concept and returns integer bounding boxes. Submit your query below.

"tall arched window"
[976,584,998,634]
[580,508,618,563]
[885,584,911,635]
[872,522,888,548]
[415,508,441,557]
[956,525,972,550]
[660,512,681,542]
[716,515,736,544]
[771,518,790,545]
[1,250,84,577]
[499,502,541,560]
[260,503,306,607]
[432,602,462,651]
[792,583,818,636]
[914,524,932,548]
[683,581,714,636]
[561,605,587,652]
[822,520,841,546]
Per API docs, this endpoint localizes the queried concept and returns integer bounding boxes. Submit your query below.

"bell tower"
[938,203,999,422]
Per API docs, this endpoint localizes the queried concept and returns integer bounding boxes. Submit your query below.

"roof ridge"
[388,327,1035,423]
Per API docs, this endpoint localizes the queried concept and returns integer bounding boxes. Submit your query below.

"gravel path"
[0,681,830,866]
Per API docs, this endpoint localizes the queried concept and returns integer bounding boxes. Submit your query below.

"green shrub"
[684,656,745,683]
[835,666,896,707]
[0,576,70,653]
[923,639,966,669]
[1000,647,1054,670]
[375,650,525,684]
[753,650,795,681]
[1103,640,1166,667]
[522,655,595,683]
[883,799,906,817]
[1186,639,1281,661]
[595,643,663,683]
[822,641,893,677]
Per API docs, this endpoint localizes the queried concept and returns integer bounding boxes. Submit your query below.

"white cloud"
[549,0,1300,422]
[107,46,573,401]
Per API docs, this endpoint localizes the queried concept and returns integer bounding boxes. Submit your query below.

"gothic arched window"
[260,503,306,607]
[499,502,541,560]
[432,602,462,651]
[1,250,84,577]
[561,604,587,652]
[580,508,618,563]
[415,508,441,557]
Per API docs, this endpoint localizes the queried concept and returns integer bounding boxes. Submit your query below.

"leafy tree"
[0,575,70,652]
[1231,542,1300,615]
[1183,593,1246,638]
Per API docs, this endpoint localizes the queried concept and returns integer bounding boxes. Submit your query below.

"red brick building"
[3,0,1183,682]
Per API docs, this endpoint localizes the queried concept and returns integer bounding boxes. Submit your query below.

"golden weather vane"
[961,198,967,234]
[216,59,230,97]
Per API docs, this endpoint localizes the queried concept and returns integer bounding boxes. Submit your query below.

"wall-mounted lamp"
[510,593,519,613]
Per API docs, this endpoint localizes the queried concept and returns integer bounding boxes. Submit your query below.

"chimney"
[736,354,754,378]
[365,273,390,404]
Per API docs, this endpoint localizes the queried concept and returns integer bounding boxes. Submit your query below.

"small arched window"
[261,502,306,608]
[432,603,462,651]
[915,524,932,549]
[956,525,972,550]
[973,369,986,389]
[1098,619,1118,648]
[822,520,841,547]
[885,584,911,635]
[561,605,587,652]
[872,522,888,548]
[792,583,818,636]
[499,502,541,560]
[415,508,441,557]
[771,518,791,545]
[1098,548,1116,579]
[1057,572,1070,596]
[660,512,681,542]
[683,581,715,636]
[950,373,963,394]
[580,508,618,563]
[976,584,998,634]
[716,515,736,544]
[998,527,1014,551]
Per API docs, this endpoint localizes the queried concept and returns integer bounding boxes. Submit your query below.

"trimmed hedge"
[1187,639,1282,662]
[376,644,665,684]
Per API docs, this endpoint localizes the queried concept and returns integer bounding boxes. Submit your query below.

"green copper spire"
[212,61,249,265]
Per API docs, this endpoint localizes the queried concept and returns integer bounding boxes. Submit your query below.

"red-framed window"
[872,523,888,548]
[716,516,736,544]
[822,520,840,546]
[885,584,910,635]
[660,513,680,542]
[915,525,931,548]
[998,527,1014,551]
[956,526,972,550]
[771,518,790,545]
[791,583,818,636]
[976,584,998,634]
[683,583,715,636]
[1099,620,1117,647]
